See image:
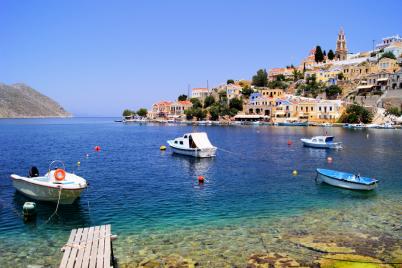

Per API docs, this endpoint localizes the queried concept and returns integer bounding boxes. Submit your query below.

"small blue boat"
[316,168,378,190]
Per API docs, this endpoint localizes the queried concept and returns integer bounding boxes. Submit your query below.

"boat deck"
[59,224,115,268]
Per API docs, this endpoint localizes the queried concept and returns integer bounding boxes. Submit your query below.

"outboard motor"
[28,166,40,178]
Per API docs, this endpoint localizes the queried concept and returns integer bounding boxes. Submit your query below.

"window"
[174,141,178,144]
[179,141,183,145]
[311,107,313,111]
[184,135,187,138]
[319,107,322,111]
[330,107,333,111]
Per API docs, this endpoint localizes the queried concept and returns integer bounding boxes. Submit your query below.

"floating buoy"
[94,146,101,152]
[23,202,37,222]
[198,176,205,183]
[86,154,90,158]
[292,170,298,176]
[327,156,333,163]
[287,140,293,146]
[366,134,369,139]
[160,145,166,151]
[77,161,81,166]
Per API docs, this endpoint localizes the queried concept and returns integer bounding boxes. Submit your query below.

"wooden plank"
[75,227,89,267]
[67,228,83,268]
[82,227,95,268]
[104,224,111,268]
[96,225,106,268]
[60,228,77,268]
[89,226,100,268]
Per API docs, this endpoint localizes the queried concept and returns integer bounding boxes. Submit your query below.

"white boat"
[377,123,395,129]
[316,168,378,190]
[344,123,366,129]
[321,123,333,127]
[10,161,87,204]
[300,136,342,149]
[167,132,217,158]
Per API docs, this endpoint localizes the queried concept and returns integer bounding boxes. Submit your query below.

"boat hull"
[301,139,341,149]
[317,173,377,190]
[170,146,216,158]
[12,179,85,204]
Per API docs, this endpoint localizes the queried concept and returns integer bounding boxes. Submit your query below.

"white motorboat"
[167,132,217,158]
[321,123,333,127]
[10,161,87,204]
[344,123,366,129]
[300,136,342,149]
[377,123,395,129]
[316,168,378,191]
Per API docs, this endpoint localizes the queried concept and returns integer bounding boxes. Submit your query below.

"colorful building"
[191,88,209,99]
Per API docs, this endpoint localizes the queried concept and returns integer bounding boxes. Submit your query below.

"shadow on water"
[12,191,91,228]
[315,182,379,199]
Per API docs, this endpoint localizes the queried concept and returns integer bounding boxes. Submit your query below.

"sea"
[0,118,401,267]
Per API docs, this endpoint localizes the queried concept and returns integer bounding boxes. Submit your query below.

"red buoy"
[95,146,101,152]
[198,176,205,184]
[287,140,292,146]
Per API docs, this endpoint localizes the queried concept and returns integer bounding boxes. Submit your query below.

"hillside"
[0,83,70,118]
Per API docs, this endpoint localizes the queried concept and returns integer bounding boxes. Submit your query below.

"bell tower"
[335,27,347,60]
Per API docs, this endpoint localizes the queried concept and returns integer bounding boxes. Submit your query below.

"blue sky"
[0,0,401,116]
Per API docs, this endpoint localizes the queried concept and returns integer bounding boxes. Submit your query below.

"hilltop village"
[126,29,402,125]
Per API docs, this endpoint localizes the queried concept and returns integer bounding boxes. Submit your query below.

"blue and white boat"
[316,168,378,190]
[278,120,308,126]
[301,136,342,149]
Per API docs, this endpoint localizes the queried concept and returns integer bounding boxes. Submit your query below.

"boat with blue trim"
[316,168,378,190]
[301,136,342,149]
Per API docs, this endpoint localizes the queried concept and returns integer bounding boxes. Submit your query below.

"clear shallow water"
[0,118,401,267]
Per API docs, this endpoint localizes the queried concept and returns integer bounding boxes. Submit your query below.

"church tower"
[335,27,347,60]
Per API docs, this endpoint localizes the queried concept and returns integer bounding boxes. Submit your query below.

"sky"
[0,0,401,116]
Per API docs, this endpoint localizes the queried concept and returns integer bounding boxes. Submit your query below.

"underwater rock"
[247,253,302,268]
[317,253,393,268]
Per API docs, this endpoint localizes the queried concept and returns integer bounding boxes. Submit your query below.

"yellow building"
[377,57,400,73]
[304,67,341,84]
[259,88,284,98]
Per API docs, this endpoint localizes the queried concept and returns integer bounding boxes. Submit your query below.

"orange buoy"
[54,169,66,181]
[327,156,333,163]
[95,146,101,152]
[198,176,205,183]
[287,140,292,146]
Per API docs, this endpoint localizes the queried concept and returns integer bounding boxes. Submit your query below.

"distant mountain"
[0,83,71,118]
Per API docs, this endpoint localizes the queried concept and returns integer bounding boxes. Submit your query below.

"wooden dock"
[60,224,115,268]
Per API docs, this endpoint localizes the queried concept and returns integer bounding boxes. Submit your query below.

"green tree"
[203,95,216,108]
[338,104,373,123]
[380,51,396,60]
[136,108,148,117]
[122,109,135,117]
[292,69,303,82]
[325,85,342,100]
[184,109,194,120]
[229,97,243,111]
[227,79,234,84]
[218,90,228,104]
[252,69,268,87]
[385,107,402,117]
[241,85,254,98]
[314,45,324,63]
[193,107,207,120]
[178,94,187,101]
[208,103,220,121]
[337,72,345,80]
[328,49,335,60]
[190,98,202,109]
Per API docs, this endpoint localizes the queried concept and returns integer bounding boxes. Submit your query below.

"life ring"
[54,169,66,181]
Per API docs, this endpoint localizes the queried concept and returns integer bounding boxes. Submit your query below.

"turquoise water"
[0,118,401,267]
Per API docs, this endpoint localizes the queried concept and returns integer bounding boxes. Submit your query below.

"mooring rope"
[45,186,62,224]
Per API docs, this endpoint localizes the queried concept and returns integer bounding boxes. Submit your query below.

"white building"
[191,88,209,99]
